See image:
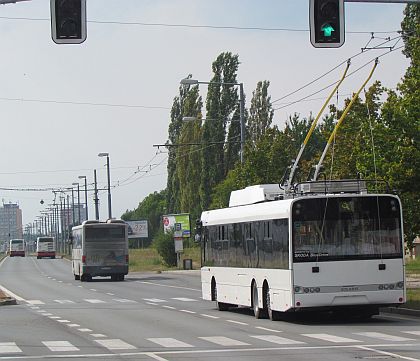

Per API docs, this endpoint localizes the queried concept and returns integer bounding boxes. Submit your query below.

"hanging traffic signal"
[50,0,87,44]
[310,0,345,48]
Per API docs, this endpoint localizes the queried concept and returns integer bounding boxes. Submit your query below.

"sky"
[0,0,410,228]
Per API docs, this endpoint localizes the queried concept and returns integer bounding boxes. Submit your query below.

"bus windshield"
[292,196,402,262]
[11,240,23,244]
[85,226,125,242]
[38,238,53,243]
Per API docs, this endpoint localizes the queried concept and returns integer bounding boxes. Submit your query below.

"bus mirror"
[195,219,203,243]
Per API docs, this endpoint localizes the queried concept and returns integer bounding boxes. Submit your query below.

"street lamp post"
[78,175,88,221]
[72,182,81,225]
[180,78,245,163]
[98,153,112,219]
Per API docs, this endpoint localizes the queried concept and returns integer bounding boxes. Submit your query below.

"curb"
[381,307,420,317]
[0,297,17,306]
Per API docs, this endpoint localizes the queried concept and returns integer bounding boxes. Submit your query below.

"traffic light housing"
[50,0,87,44]
[310,0,344,48]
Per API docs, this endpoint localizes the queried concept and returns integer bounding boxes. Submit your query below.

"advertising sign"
[162,213,190,238]
[126,220,148,239]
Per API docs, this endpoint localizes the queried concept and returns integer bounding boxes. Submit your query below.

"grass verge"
[406,258,420,276]
[405,288,420,310]
[129,247,201,273]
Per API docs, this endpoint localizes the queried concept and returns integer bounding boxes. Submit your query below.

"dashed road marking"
[84,299,106,304]
[255,327,282,333]
[78,328,93,332]
[42,341,79,352]
[26,300,44,305]
[0,342,22,354]
[54,299,74,304]
[67,324,80,327]
[251,335,305,345]
[95,339,136,350]
[143,298,167,303]
[113,298,137,303]
[162,306,176,310]
[147,338,194,348]
[171,297,197,302]
[90,334,107,338]
[200,314,219,319]
[303,333,361,343]
[226,320,248,326]
[180,309,196,314]
[199,336,250,346]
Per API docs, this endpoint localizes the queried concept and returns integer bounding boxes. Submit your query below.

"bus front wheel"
[74,274,80,280]
[81,274,91,282]
[252,282,267,319]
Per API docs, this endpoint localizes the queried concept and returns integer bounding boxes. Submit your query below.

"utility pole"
[94,169,99,220]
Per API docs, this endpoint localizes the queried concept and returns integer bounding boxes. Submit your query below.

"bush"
[152,231,177,267]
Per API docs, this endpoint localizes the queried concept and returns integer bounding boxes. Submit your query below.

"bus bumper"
[37,252,56,258]
[10,251,25,257]
[82,265,128,277]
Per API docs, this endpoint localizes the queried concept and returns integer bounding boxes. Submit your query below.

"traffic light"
[309,0,345,48]
[50,0,87,44]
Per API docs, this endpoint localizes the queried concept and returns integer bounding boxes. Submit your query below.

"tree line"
[122,4,419,248]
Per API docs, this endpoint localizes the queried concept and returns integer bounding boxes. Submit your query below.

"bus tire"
[81,274,91,282]
[118,274,125,281]
[74,274,80,280]
[266,285,281,321]
[252,282,266,319]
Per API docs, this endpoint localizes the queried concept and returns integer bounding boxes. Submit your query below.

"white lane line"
[54,300,75,304]
[354,332,415,342]
[42,341,79,352]
[146,302,158,306]
[251,335,306,345]
[42,313,53,316]
[303,333,361,343]
[90,334,107,338]
[355,345,420,361]
[0,285,25,301]
[199,336,250,346]
[143,298,167,303]
[77,286,83,288]
[402,331,420,336]
[78,328,93,332]
[95,339,136,350]
[0,342,22,354]
[49,316,61,319]
[106,293,115,296]
[30,307,40,310]
[201,314,219,319]
[26,300,45,305]
[255,326,282,333]
[57,320,71,323]
[67,324,80,327]
[226,320,248,326]
[180,309,196,314]
[147,338,194,348]
[113,299,137,303]
[138,281,200,292]
[162,306,176,310]
[90,289,97,292]
[84,299,106,304]
[145,352,169,361]
[58,281,63,283]
[52,279,56,281]
[171,297,197,302]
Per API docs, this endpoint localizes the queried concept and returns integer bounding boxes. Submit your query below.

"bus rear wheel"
[266,285,281,321]
[74,274,80,280]
[252,282,267,319]
[81,274,91,282]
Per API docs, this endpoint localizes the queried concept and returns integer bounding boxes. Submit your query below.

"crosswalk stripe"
[251,335,305,345]
[95,339,136,350]
[353,332,415,342]
[54,300,74,304]
[0,342,22,354]
[113,298,137,303]
[42,341,79,352]
[67,324,80,327]
[143,298,167,303]
[199,336,250,346]
[78,328,93,332]
[302,333,361,343]
[57,320,71,323]
[147,338,194,348]
[84,299,106,303]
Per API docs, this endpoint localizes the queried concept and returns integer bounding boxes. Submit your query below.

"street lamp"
[72,182,81,225]
[180,77,245,163]
[78,175,88,221]
[98,152,112,219]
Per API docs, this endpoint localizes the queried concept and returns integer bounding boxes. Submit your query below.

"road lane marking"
[255,326,282,333]
[162,306,176,310]
[302,333,361,343]
[171,297,197,302]
[147,338,194,348]
[226,320,248,326]
[354,332,415,342]
[402,331,420,336]
[90,334,107,338]
[251,335,305,345]
[143,298,167,303]
[42,341,79,352]
[42,313,53,316]
[113,298,137,303]
[199,336,250,346]
[57,320,71,323]
[49,316,61,319]
[95,339,136,350]
[145,353,169,361]
[26,300,44,305]
[84,299,106,303]
[67,324,80,327]
[180,309,196,314]
[146,302,158,306]
[200,314,219,319]
[89,289,97,292]
[78,328,93,332]
[355,345,420,361]
[137,281,200,292]
[0,343,22,354]
[54,300,74,304]
[106,293,115,296]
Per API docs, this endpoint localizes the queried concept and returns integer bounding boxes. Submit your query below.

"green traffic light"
[321,23,335,37]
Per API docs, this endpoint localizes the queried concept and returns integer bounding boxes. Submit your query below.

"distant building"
[0,203,23,240]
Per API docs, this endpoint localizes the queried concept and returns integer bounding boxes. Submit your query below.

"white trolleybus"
[9,239,25,257]
[36,237,56,259]
[71,220,129,282]
[198,180,405,320]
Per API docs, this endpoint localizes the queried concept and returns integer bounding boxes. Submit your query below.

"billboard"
[162,213,190,238]
[126,220,148,239]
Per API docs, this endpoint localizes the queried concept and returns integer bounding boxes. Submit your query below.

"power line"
[0,16,400,34]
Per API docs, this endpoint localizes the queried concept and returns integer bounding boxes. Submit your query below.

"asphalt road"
[1,256,420,361]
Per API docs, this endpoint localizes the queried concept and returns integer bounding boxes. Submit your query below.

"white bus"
[9,239,25,257]
[36,237,56,259]
[198,180,405,320]
[71,220,129,282]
